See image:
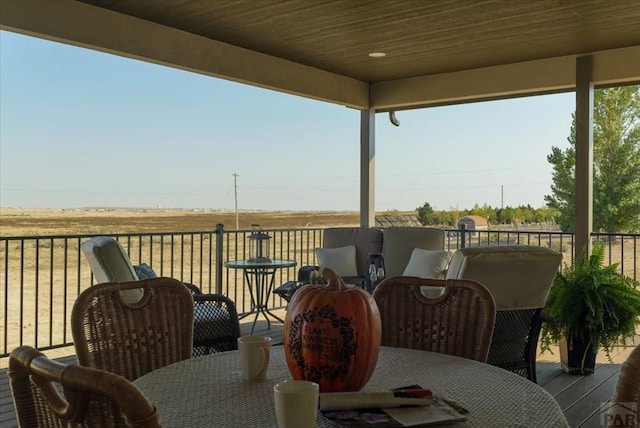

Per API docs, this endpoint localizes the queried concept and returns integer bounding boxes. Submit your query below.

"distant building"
[375,215,422,227]
[457,215,488,232]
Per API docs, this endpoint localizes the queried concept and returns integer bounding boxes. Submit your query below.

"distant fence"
[0,225,638,358]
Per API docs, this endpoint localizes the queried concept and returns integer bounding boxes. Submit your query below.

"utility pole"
[501,185,504,209]
[233,173,239,230]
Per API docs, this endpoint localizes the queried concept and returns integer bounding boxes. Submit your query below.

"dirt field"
[0,207,366,236]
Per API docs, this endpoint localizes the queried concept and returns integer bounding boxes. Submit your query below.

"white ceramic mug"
[273,380,319,428]
[238,336,271,382]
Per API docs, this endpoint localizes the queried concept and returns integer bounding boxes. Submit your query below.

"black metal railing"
[1,225,638,358]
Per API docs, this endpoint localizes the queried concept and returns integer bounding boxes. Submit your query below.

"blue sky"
[0,30,575,212]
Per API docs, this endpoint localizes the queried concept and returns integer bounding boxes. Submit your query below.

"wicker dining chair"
[81,236,240,357]
[609,345,640,428]
[71,277,194,381]
[372,277,496,362]
[8,345,161,428]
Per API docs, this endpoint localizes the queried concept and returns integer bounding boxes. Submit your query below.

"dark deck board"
[553,364,620,405]
[557,365,620,427]
[536,362,566,385]
[542,365,600,397]
[1,367,14,425]
[1,319,625,428]
[571,373,619,428]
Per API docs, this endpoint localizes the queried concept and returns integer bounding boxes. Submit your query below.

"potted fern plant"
[540,243,640,374]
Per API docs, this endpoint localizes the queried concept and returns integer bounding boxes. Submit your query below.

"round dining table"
[133,346,569,427]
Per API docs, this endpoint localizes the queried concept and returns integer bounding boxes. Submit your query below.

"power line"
[240,164,549,179]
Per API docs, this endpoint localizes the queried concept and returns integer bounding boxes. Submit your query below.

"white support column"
[574,56,594,258]
[360,109,375,227]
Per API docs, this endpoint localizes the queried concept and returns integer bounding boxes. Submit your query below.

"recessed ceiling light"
[368,52,386,58]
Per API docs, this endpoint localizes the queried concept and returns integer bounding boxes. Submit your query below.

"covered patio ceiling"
[1,0,639,111]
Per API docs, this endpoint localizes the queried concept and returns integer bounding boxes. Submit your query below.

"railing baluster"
[3,240,8,354]
[20,240,25,349]
[216,224,224,294]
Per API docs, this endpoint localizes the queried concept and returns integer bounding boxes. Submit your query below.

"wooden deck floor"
[1,313,623,428]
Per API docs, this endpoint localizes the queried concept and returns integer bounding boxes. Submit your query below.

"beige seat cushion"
[80,236,143,303]
[81,236,138,283]
[323,227,383,277]
[445,245,562,310]
[383,227,446,277]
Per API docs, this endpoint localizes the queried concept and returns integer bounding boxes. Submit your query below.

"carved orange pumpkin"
[283,268,382,392]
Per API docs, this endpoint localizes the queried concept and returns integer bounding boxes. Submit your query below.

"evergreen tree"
[545,86,640,232]
[416,202,435,225]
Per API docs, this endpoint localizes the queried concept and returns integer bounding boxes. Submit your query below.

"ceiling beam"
[0,0,370,109]
[371,46,640,111]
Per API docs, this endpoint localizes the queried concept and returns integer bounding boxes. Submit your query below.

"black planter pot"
[559,337,596,374]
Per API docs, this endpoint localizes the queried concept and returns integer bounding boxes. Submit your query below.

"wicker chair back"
[373,277,496,362]
[72,277,194,381]
[609,345,640,428]
[9,345,161,427]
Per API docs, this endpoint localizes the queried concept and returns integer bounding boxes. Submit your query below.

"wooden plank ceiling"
[79,0,640,83]
[2,0,640,109]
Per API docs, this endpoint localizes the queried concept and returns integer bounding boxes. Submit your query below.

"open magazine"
[319,386,468,427]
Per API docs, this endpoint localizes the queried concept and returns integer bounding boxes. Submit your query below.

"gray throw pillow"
[134,263,158,279]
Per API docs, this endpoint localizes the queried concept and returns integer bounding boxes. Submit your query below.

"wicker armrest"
[274,281,307,302]
[539,310,554,323]
[183,282,202,294]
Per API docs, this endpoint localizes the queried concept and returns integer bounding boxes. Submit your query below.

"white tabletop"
[133,346,569,427]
